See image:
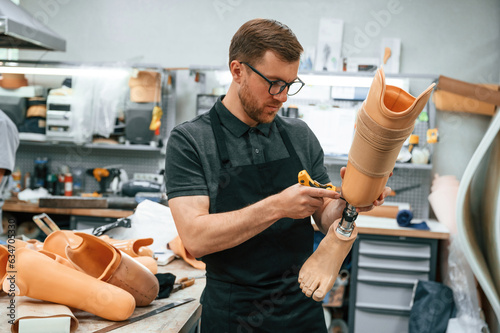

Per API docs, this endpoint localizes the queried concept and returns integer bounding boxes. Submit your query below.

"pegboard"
[325,163,431,219]
[13,69,176,195]
[15,143,164,194]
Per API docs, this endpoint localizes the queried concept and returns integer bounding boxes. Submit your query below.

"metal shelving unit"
[2,61,177,193]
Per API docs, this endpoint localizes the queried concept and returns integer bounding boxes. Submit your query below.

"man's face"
[238,51,300,124]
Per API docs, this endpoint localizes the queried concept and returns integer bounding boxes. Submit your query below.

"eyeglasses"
[240,62,305,96]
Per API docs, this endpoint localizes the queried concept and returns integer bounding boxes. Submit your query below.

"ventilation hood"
[0,0,66,51]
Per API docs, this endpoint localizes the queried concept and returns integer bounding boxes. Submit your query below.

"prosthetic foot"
[343,67,435,207]
[299,219,358,301]
[3,247,135,321]
[66,232,159,306]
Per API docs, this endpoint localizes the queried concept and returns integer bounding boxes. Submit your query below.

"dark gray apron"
[200,106,327,333]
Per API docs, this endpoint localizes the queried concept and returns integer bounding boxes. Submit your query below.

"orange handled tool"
[298,170,338,191]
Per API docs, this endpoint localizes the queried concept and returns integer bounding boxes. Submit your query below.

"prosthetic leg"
[299,68,435,301]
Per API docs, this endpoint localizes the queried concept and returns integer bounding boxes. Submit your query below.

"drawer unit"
[356,281,414,308]
[358,253,431,272]
[348,235,438,333]
[357,267,429,284]
[354,307,410,333]
[358,240,431,258]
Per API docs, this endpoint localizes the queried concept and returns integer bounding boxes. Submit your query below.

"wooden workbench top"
[3,199,134,219]
[0,259,205,333]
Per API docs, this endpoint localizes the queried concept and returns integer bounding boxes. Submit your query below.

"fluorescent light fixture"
[301,73,409,90]
[0,65,130,78]
[301,74,374,87]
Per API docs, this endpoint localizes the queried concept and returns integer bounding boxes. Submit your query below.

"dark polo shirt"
[165,96,330,213]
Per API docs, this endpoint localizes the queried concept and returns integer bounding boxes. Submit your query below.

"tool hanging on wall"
[86,168,121,195]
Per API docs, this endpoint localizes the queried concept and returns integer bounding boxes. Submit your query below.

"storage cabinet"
[348,234,438,333]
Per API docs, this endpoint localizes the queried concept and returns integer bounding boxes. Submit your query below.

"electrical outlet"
[133,173,163,184]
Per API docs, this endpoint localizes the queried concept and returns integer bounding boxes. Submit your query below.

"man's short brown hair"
[229,18,303,67]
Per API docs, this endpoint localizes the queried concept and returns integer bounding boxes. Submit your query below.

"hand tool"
[388,184,421,197]
[91,217,131,237]
[172,277,196,294]
[92,298,195,333]
[32,213,60,236]
[86,168,121,194]
[298,170,357,237]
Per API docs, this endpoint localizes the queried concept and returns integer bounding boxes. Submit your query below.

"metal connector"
[335,202,358,237]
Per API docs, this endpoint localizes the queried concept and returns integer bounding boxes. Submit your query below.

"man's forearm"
[169,194,285,258]
[313,198,345,234]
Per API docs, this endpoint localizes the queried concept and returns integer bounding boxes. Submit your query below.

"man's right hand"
[277,183,340,220]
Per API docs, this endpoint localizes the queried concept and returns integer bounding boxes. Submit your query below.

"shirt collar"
[215,96,274,137]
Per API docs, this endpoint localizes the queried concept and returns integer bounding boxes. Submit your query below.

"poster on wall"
[315,18,344,72]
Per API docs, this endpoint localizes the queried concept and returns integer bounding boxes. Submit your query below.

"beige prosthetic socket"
[99,235,155,257]
[11,297,79,333]
[343,67,435,207]
[299,219,358,302]
[66,232,159,307]
[3,247,135,321]
[0,246,8,286]
[134,256,158,274]
[38,250,76,269]
[43,230,82,258]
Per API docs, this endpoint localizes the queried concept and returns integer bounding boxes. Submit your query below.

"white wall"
[18,0,500,179]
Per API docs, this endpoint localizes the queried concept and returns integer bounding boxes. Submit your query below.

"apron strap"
[274,116,300,161]
[210,106,232,168]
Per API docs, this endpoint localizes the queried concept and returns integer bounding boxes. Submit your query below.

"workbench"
[0,259,205,333]
[3,199,134,219]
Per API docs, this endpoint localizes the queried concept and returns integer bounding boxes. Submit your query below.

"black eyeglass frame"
[240,62,305,96]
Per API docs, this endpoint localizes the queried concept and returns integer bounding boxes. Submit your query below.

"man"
[166,19,389,332]
[0,109,20,234]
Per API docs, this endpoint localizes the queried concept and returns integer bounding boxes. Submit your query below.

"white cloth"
[0,109,19,175]
[0,109,19,235]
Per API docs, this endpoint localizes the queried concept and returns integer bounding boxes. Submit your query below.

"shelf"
[324,155,432,170]
[19,140,162,152]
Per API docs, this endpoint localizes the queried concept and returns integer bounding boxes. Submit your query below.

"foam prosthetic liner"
[298,219,358,302]
[99,235,155,257]
[343,67,435,207]
[10,297,79,333]
[3,247,135,321]
[66,232,159,307]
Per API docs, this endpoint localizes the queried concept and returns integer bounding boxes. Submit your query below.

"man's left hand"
[339,167,392,213]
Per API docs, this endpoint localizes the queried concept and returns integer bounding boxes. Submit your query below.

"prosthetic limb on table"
[298,67,435,301]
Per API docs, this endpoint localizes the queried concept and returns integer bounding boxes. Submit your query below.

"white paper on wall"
[315,18,344,72]
[381,38,401,74]
[300,104,356,156]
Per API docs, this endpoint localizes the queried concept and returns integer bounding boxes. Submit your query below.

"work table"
[3,198,134,219]
[0,259,205,333]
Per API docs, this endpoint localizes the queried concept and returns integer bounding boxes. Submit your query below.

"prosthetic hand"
[299,67,435,301]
